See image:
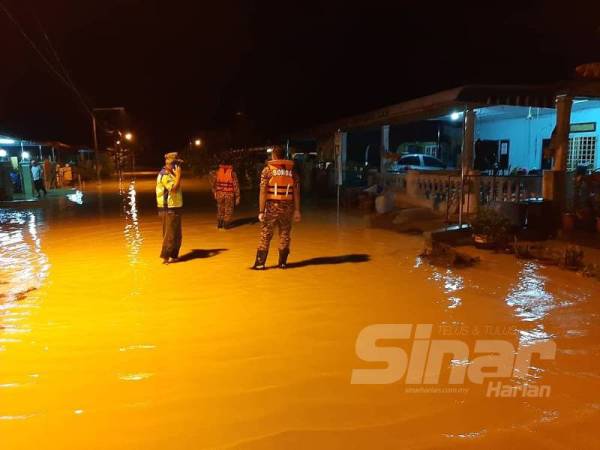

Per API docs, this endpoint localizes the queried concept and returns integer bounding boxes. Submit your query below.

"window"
[399,156,421,166]
[424,144,439,158]
[423,156,445,168]
[568,136,597,170]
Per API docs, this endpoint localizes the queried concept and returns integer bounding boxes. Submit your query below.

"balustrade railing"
[397,170,543,214]
[479,175,543,204]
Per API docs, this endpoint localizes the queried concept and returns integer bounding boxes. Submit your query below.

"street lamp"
[194,138,202,147]
[125,132,133,141]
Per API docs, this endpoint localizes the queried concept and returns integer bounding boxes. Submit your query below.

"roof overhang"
[296,80,600,139]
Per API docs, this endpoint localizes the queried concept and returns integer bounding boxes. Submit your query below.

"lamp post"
[124,132,135,171]
[188,137,202,155]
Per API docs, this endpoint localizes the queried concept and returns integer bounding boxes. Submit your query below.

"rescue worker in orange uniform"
[252,146,301,269]
[210,157,240,229]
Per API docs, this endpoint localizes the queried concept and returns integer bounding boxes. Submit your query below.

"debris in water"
[421,241,480,268]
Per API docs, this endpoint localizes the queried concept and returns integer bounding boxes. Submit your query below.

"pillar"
[461,107,479,214]
[553,95,573,172]
[380,124,390,173]
[334,130,347,186]
[543,94,573,214]
[20,160,33,199]
[461,108,476,173]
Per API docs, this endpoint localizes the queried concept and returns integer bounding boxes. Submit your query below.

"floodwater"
[1,176,599,449]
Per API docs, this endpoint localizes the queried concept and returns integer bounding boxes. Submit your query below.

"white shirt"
[31,165,43,181]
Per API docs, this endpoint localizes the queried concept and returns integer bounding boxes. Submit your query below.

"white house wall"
[475,106,600,170]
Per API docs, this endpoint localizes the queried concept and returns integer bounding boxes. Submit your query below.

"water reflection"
[518,324,554,346]
[430,268,464,309]
[119,372,153,382]
[0,210,49,301]
[66,190,84,205]
[506,261,554,322]
[122,181,143,265]
[0,210,48,352]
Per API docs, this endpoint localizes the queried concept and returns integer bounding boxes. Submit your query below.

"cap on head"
[164,152,182,164]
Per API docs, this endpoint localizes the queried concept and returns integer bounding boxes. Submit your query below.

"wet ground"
[1,175,599,449]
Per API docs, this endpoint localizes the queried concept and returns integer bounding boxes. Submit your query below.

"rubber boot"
[252,250,268,270]
[278,248,290,269]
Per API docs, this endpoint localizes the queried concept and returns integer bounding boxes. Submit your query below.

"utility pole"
[92,107,126,183]
[92,114,99,181]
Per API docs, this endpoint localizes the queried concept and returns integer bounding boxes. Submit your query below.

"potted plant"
[470,207,511,250]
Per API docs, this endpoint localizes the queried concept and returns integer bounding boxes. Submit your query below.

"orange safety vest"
[266,160,295,201]
[215,165,235,193]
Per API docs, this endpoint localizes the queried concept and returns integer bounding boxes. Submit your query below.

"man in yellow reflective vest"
[156,152,183,264]
[252,146,301,269]
[209,157,240,229]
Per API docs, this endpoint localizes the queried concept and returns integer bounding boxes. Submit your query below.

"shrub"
[470,207,512,246]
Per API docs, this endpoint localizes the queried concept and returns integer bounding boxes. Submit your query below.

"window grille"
[567,136,596,170]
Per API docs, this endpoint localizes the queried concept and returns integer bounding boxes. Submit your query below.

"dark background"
[1,0,599,161]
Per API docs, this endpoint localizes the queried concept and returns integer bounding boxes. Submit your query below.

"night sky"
[1,0,599,160]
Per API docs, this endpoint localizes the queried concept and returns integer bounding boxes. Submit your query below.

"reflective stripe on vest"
[266,160,294,201]
[215,165,235,193]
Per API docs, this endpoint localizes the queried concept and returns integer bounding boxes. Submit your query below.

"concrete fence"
[386,170,544,216]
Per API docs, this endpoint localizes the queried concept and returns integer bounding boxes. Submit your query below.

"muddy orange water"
[1,176,599,449]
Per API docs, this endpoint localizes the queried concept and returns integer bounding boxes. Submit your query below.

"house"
[295,71,600,223]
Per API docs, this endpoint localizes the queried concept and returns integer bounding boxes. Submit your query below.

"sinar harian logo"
[351,324,555,397]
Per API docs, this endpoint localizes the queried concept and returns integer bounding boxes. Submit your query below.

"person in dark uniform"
[209,157,240,229]
[156,152,183,264]
[252,146,301,270]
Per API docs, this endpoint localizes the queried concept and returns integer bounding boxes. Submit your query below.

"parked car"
[388,154,446,172]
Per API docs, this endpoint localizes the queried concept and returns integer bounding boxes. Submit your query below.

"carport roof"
[298,80,600,138]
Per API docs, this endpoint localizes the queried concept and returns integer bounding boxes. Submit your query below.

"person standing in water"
[252,145,301,270]
[31,160,47,198]
[156,152,183,264]
[210,157,240,229]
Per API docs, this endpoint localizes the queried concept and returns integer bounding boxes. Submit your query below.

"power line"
[28,2,94,122]
[0,0,93,118]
